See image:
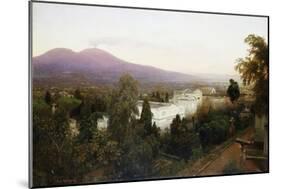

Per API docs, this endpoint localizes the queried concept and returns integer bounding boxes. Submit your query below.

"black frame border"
[28,0,270,188]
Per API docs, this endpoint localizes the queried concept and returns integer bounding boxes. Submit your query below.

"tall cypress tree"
[44,90,52,105]
[165,92,169,102]
[227,79,240,103]
[140,98,153,136]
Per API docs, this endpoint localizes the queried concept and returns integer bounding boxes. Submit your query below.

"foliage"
[33,99,53,185]
[75,130,121,174]
[197,111,229,149]
[140,98,153,136]
[139,98,160,138]
[167,115,201,159]
[108,74,139,142]
[78,112,103,143]
[74,89,83,100]
[113,132,154,179]
[70,88,108,118]
[57,96,81,113]
[151,122,160,139]
[235,34,269,115]
[33,98,79,186]
[165,92,169,103]
[149,89,171,103]
[227,79,240,103]
[44,90,52,105]
[191,147,203,160]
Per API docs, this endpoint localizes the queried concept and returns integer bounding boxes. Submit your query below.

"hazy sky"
[32,2,268,75]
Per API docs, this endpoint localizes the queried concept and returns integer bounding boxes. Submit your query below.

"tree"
[165,92,169,102]
[33,99,54,185]
[44,91,52,105]
[151,122,160,139]
[156,91,161,101]
[113,133,154,179]
[227,79,240,103]
[140,98,153,136]
[197,112,229,149]
[235,34,269,115]
[35,104,74,184]
[169,114,200,159]
[74,89,83,100]
[170,114,182,136]
[108,74,139,142]
[57,96,81,113]
[78,112,102,143]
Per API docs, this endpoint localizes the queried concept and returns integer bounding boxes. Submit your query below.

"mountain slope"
[32,48,198,86]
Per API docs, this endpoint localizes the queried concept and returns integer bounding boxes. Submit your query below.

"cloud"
[89,37,163,49]
[89,37,125,47]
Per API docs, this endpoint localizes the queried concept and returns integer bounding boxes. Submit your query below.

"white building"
[69,118,79,137]
[137,89,202,130]
[137,101,185,130]
[173,89,203,116]
[200,87,216,95]
[97,116,109,130]
[96,89,203,131]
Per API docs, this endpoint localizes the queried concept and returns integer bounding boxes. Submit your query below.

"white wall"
[138,103,185,130]
[0,0,279,189]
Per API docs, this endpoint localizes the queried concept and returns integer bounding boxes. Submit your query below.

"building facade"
[97,89,203,131]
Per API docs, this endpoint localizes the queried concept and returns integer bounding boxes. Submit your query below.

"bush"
[197,111,230,148]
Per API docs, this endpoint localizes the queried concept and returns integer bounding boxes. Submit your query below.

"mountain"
[32,48,199,86]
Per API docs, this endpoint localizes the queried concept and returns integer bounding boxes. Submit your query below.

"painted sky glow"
[32,2,268,75]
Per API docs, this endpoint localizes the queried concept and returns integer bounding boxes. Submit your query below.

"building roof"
[200,87,216,95]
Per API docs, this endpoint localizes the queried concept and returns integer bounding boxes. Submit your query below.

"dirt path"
[178,126,261,177]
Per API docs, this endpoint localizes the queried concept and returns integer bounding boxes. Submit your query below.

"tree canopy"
[236,34,268,115]
[108,74,139,141]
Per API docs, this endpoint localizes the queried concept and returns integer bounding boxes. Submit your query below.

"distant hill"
[32,48,199,86]
[195,73,242,84]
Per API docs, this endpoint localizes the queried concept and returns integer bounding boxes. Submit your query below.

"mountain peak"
[79,48,108,54]
[44,48,74,55]
[78,48,122,65]
[78,48,118,59]
[33,47,198,86]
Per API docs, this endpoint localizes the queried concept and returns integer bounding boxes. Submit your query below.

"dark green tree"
[156,91,161,101]
[197,112,229,149]
[151,122,160,139]
[114,133,154,179]
[227,79,240,103]
[170,115,190,158]
[165,92,169,102]
[170,114,182,136]
[140,98,153,136]
[74,89,83,100]
[78,112,103,143]
[169,115,201,159]
[57,96,81,113]
[44,90,52,105]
